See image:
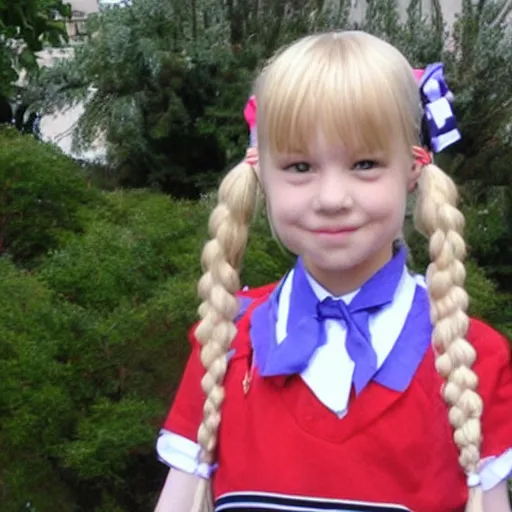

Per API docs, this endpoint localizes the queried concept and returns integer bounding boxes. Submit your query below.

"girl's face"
[258,132,420,295]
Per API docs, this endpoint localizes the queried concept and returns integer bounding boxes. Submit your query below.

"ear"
[408,160,422,193]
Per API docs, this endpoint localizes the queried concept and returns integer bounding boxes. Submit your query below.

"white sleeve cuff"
[156,429,215,479]
[480,448,512,491]
[156,431,512,489]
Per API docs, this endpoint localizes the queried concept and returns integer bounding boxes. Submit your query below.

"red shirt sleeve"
[162,323,204,441]
[469,319,512,459]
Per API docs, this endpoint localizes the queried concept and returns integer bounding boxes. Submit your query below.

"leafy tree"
[442,0,512,287]
[443,0,512,182]
[30,0,231,198]
[0,0,71,143]
[359,0,444,64]
[0,0,70,97]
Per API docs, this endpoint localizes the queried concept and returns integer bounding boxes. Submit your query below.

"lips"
[313,227,358,234]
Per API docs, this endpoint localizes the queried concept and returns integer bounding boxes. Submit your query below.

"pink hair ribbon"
[243,96,258,166]
[413,68,425,83]
[243,95,257,147]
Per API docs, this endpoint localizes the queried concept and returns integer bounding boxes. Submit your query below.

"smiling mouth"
[313,227,358,234]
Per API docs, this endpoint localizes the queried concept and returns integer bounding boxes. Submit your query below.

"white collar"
[305,271,359,304]
[275,267,424,417]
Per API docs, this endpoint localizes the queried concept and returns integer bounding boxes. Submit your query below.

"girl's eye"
[353,160,378,170]
[285,162,311,173]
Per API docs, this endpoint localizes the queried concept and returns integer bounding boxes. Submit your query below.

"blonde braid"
[414,163,484,512]
[191,159,260,512]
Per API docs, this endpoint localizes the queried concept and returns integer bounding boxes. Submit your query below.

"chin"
[307,239,390,270]
[305,250,365,273]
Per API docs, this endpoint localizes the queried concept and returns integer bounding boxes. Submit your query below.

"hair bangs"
[256,32,420,158]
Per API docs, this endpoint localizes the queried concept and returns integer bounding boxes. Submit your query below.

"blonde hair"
[191,31,483,512]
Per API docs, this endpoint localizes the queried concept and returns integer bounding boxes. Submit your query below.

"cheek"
[266,195,293,232]
[265,180,305,220]
[264,199,300,253]
[263,186,285,231]
[365,181,408,220]
[265,190,305,247]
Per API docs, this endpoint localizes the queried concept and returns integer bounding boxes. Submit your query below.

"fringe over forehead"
[255,31,422,157]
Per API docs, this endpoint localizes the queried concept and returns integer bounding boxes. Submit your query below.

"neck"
[302,245,395,297]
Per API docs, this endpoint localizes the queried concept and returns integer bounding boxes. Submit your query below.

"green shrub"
[0,127,97,266]
[39,190,207,311]
[0,257,76,511]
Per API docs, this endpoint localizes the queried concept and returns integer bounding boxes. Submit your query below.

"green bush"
[0,127,97,266]
[0,257,76,510]
[0,191,203,511]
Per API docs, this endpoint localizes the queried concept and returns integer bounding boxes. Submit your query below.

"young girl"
[154,31,512,512]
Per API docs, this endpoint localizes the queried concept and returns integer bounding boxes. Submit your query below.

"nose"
[314,167,353,213]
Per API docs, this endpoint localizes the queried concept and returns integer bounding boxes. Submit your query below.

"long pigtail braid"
[191,158,260,512]
[414,163,484,512]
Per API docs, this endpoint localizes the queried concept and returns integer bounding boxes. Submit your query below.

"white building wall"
[69,0,100,14]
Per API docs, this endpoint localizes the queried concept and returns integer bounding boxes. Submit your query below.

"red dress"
[163,284,512,512]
